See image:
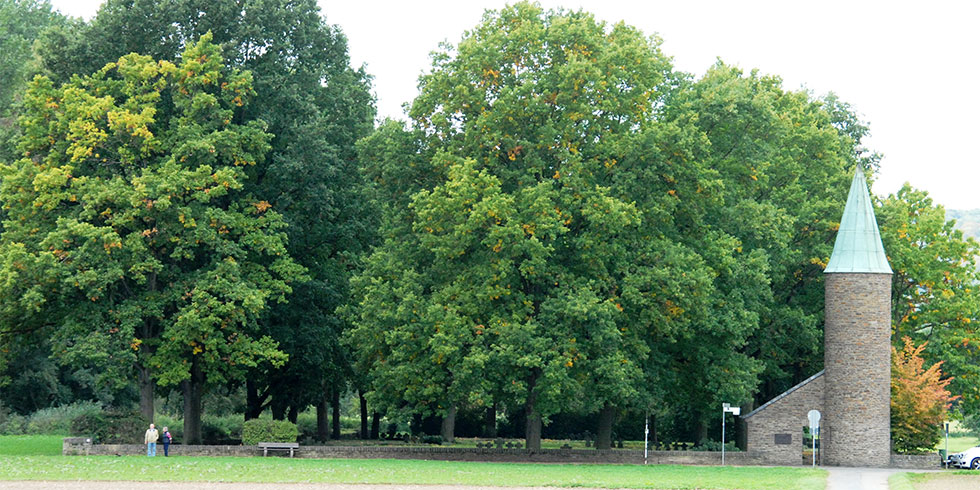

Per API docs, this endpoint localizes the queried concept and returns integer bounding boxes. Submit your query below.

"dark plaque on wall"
[774,433,792,445]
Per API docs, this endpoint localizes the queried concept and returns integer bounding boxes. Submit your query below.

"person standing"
[144,423,159,457]
[161,426,172,457]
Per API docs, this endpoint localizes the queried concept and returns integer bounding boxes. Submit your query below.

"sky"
[48,0,980,210]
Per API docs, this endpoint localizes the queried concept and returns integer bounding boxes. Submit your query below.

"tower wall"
[823,272,892,467]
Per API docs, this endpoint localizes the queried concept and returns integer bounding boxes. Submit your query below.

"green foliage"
[891,337,957,454]
[71,409,148,444]
[241,418,298,445]
[350,1,867,445]
[25,401,102,435]
[0,33,304,442]
[878,187,980,418]
[0,0,64,115]
[36,0,377,417]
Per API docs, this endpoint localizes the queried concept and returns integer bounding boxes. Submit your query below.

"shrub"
[892,337,958,454]
[691,439,739,452]
[241,419,298,445]
[27,401,102,435]
[202,414,243,444]
[72,409,148,444]
[421,434,443,445]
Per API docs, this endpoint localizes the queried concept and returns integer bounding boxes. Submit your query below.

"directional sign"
[807,410,821,430]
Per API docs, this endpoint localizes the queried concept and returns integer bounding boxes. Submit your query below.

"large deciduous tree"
[351,2,680,449]
[0,34,303,442]
[35,0,376,424]
[878,185,980,420]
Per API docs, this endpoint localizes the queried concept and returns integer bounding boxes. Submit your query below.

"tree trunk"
[316,390,329,441]
[370,411,380,439]
[245,379,266,420]
[596,403,616,450]
[181,358,204,445]
[440,404,457,443]
[138,364,154,423]
[271,397,287,420]
[651,414,659,448]
[287,404,298,424]
[524,371,542,450]
[331,389,341,439]
[484,403,497,438]
[696,418,708,445]
[359,390,368,439]
[736,401,753,451]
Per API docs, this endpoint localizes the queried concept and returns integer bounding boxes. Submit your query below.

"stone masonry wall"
[823,272,892,467]
[744,371,824,466]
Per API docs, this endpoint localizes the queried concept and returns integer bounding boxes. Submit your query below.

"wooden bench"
[257,442,299,457]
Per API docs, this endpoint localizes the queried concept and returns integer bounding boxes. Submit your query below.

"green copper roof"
[825,168,892,274]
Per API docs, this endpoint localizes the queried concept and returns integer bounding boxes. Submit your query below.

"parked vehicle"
[947,445,980,469]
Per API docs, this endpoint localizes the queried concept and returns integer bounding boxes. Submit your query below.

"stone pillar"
[823,272,891,467]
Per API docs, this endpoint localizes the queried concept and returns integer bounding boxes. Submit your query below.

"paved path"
[825,466,944,490]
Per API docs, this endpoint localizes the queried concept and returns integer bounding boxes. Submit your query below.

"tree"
[0,0,65,162]
[34,0,376,423]
[0,33,303,442]
[891,336,957,453]
[878,185,980,420]
[351,2,677,449]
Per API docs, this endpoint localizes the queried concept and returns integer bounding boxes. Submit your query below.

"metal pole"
[812,429,816,467]
[644,415,649,465]
[721,406,726,465]
[945,422,949,469]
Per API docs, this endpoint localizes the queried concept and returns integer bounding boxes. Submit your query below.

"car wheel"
[971,458,980,470]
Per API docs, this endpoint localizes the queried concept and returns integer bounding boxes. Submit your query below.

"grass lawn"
[937,435,980,453]
[0,436,826,490]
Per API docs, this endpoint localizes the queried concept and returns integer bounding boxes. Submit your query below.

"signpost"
[644,415,649,465]
[807,410,821,467]
[944,422,949,469]
[721,403,740,465]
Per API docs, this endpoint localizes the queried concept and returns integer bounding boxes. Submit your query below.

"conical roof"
[825,168,892,274]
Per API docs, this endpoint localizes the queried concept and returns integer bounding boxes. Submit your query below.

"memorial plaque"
[774,433,792,445]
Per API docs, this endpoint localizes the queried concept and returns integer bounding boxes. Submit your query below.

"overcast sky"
[49,0,980,211]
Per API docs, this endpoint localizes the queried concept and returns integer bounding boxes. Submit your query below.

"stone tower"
[822,167,892,467]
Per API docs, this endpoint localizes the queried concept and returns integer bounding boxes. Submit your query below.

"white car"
[947,445,980,469]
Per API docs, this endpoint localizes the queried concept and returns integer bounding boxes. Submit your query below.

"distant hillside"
[949,209,980,240]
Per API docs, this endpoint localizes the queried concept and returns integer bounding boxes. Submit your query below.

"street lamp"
[721,403,740,465]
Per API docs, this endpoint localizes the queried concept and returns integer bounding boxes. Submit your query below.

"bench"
[257,442,299,457]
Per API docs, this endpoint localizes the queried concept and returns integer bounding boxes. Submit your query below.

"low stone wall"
[64,440,764,465]
[890,453,943,469]
[62,439,951,469]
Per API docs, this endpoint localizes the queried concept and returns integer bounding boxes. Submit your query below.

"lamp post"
[721,403,740,465]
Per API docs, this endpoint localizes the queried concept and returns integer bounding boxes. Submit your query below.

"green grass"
[0,436,825,490]
[0,456,826,489]
[0,435,66,456]
[937,435,980,453]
